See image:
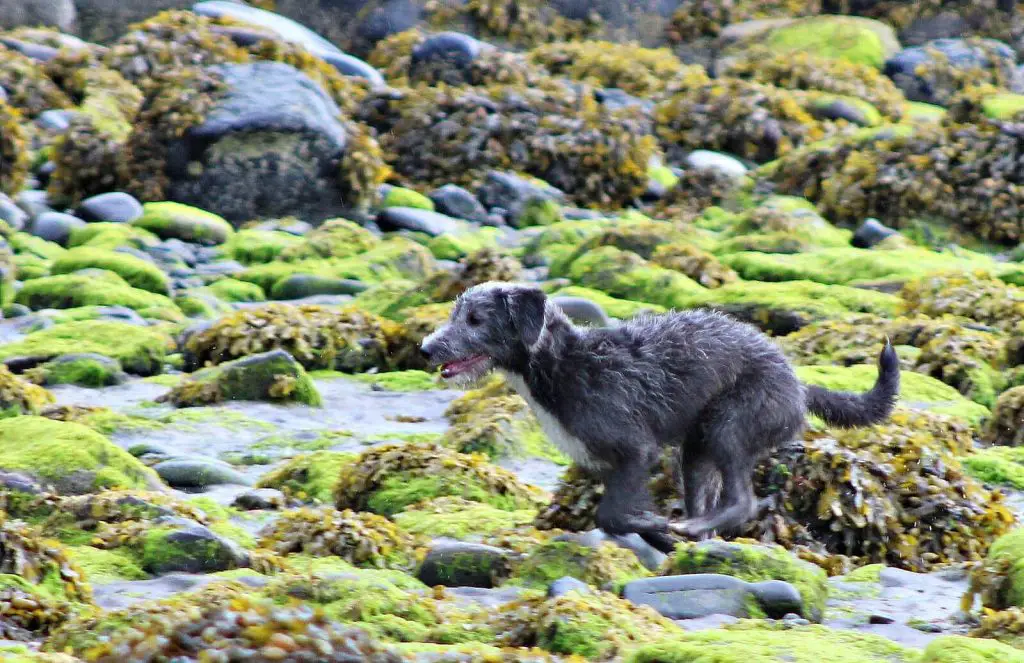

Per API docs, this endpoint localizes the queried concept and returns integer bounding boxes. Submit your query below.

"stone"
[852,218,899,249]
[0,194,28,231]
[376,207,462,237]
[78,192,145,224]
[270,274,368,301]
[158,62,351,224]
[36,110,76,133]
[551,296,612,327]
[0,0,76,33]
[416,541,513,589]
[410,31,490,82]
[870,613,897,624]
[16,190,53,220]
[548,576,592,598]
[596,88,654,113]
[476,171,566,228]
[142,520,250,575]
[152,458,250,489]
[809,98,875,126]
[233,488,286,510]
[30,211,86,246]
[748,579,805,618]
[0,37,58,61]
[884,38,1017,106]
[163,349,322,407]
[429,184,490,224]
[684,150,748,178]
[622,574,754,620]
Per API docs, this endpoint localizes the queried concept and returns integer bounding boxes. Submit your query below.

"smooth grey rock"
[409,31,491,83]
[165,61,350,223]
[551,296,612,327]
[152,458,250,489]
[0,0,76,33]
[476,171,565,228]
[30,211,85,246]
[78,192,145,223]
[810,98,874,126]
[0,37,57,61]
[548,576,592,598]
[880,567,927,589]
[377,207,462,237]
[623,574,755,620]
[37,109,76,133]
[233,488,286,510]
[0,194,28,231]
[270,274,369,300]
[684,150,748,178]
[852,218,899,248]
[429,184,490,224]
[870,613,897,624]
[17,190,53,219]
[253,218,313,236]
[596,87,654,113]
[91,306,148,325]
[749,579,804,619]
[416,541,512,589]
[0,470,45,496]
[143,522,249,575]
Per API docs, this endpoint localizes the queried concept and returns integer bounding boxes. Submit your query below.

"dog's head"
[420,282,547,384]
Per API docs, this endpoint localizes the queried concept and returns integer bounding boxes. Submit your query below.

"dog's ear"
[504,287,547,349]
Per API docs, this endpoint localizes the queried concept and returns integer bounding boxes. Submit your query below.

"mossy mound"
[131,201,234,246]
[50,248,170,295]
[0,517,91,604]
[257,506,421,571]
[14,271,177,315]
[559,245,705,310]
[965,528,1024,612]
[527,41,708,97]
[277,217,379,262]
[43,583,401,661]
[751,410,1015,573]
[206,277,265,303]
[334,442,548,517]
[255,450,354,504]
[0,418,161,496]
[0,365,54,418]
[964,446,1024,490]
[651,242,739,289]
[720,46,905,119]
[654,78,831,164]
[63,546,147,584]
[0,320,172,376]
[661,539,828,621]
[982,386,1024,447]
[508,540,652,592]
[391,497,537,540]
[183,303,415,373]
[0,101,29,195]
[492,589,676,660]
[23,353,126,389]
[68,223,159,252]
[628,620,918,663]
[221,228,303,265]
[160,349,322,408]
[921,634,1024,663]
[707,197,853,254]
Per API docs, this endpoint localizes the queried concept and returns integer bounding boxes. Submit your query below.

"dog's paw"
[669,518,715,540]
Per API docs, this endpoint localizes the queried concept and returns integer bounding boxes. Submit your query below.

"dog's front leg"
[595,459,680,554]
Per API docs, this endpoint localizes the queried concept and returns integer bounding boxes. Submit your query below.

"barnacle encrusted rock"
[334,442,548,517]
[257,506,421,570]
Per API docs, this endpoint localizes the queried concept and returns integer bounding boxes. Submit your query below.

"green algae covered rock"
[159,349,322,408]
[755,16,900,69]
[795,364,991,426]
[0,320,172,376]
[50,247,170,295]
[427,227,503,261]
[660,539,828,621]
[258,506,421,571]
[391,497,537,540]
[920,635,1024,663]
[67,223,160,252]
[277,218,380,262]
[256,450,354,504]
[64,546,147,584]
[221,228,304,264]
[508,540,652,592]
[966,528,1024,612]
[628,620,919,663]
[24,354,127,389]
[382,187,434,211]
[0,365,54,418]
[561,245,705,310]
[0,417,162,495]
[964,447,1024,490]
[132,201,234,245]
[14,271,177,314]
[334,442,548,517]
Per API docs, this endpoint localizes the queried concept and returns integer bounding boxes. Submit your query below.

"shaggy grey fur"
[421,282,900,553]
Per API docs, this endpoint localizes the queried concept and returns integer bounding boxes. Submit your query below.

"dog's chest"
[500,371,596,469]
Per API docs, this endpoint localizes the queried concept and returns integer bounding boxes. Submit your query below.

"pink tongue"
[443,357,479,376]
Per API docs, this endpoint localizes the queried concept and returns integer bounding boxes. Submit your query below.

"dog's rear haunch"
[420,282,900,553]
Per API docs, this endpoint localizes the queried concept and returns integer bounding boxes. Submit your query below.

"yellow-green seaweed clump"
[391,496,537,540]
[964,528,1024,612]
[255,450,355,504]
[982,386,1024,447]
[0,365,55,418]
[0,101,29,195]
[159,350,323,408]
[507,540,652,592]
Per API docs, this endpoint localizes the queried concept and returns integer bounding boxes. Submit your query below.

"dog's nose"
[419,342,433,361]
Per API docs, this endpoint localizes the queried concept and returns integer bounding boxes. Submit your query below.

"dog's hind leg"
[595,453,679,554]
[681,446,720,521]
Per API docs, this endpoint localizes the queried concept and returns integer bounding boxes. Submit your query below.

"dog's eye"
[467,311,481,326]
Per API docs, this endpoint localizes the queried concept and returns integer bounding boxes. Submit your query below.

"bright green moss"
[0,319,172,376]
[346,370,439,392]
[277,218,380,262]
[221,229,303,264]
[255,451,355,503]
[426,227,502,261]
[721,247,994,286]
[981,92,1024,120]
[761,16,898,69]
[564,245,705,310]
[65,546,147,584]
[365,474,532,517]
[206,278,265,303]
[33,355,125,387]
[67,223,160,251]
[10,232,65,260]
[509,540,652,592]
[549,285,665,319]
[905,101,946,122]
[391,497,536,539]
[648,165,680,189]
[628,620,918,663]
[795,364,991,426]
[920,634,1024,663]
[0,417,161,493]
[50,247,170,295]
[843,563,884,583]
[349,280,428,320]
[963,447,1024,490]
[985,529,1024,608]
[165,351,323,407]
[132,201,234,245]
[15,271,177,314]
[382,187,435,211]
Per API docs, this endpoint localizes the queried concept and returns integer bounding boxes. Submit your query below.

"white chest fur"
[500,371,598,469]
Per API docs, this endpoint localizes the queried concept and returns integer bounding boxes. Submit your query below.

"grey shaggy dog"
[420,282,900,553]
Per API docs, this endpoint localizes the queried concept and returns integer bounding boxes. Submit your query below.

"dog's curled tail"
[803,341,900,428]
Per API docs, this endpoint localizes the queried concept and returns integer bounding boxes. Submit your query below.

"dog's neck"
[505,301,577,377]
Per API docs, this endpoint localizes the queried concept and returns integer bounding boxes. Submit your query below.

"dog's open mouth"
[440,355,490,379]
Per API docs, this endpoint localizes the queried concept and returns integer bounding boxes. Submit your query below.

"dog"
[420,282,900,553]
